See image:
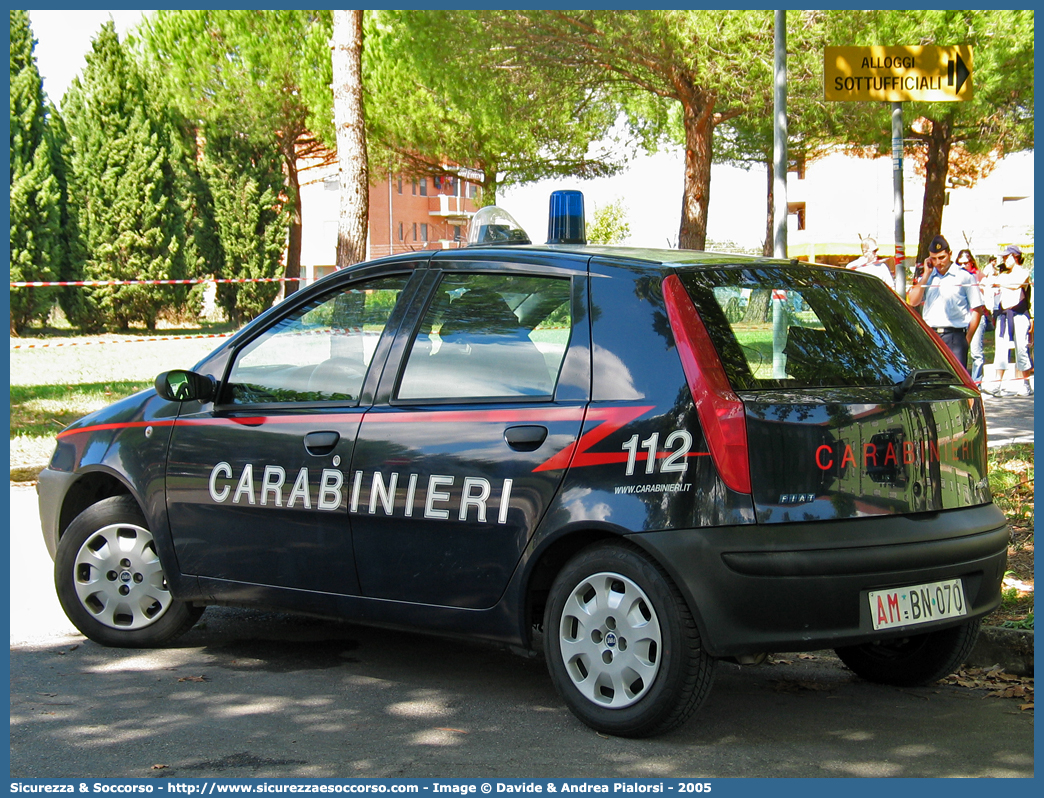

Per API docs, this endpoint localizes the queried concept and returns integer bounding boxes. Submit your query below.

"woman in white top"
[983,245,1033,397]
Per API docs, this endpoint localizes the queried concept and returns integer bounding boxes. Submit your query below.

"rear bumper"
[629,503,1008,657]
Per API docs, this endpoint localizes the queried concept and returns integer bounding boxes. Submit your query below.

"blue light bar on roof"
[547,190,586,245]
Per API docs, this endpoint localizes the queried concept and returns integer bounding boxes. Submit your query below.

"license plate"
[868,579,968,631]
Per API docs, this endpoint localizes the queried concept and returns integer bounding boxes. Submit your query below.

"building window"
[787,202,806,232]
[420,223,428,242]
[397,176,403,194]
[433,175,443,190]
[412,179,417,196]
[413,223,418,241]
[454,225,461,242]
[419,178,427,197]
[398,222,404,241]
[469,184,478,200]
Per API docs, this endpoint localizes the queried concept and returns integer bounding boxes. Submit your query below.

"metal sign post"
[892,103,907,295]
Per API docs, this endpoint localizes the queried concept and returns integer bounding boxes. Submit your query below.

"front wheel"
[835,620,980,687]
[543,542,715,738]
[55,495,204,647]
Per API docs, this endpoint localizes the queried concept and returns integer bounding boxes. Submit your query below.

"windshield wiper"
[893,368,956,401]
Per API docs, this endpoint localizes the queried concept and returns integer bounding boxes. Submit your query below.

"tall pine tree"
[61,21,190,331]
[9,10,63,334]
[140,10,333,299]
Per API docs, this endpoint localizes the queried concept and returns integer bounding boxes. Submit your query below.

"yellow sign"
[825,45,972,102]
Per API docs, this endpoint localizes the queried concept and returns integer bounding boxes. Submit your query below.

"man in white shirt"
[906,235,986,371]
[849,238,899,292]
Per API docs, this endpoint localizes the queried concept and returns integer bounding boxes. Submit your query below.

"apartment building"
[785,149,1034,267]
[298,160,481,287]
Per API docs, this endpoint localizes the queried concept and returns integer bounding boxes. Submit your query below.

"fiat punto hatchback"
[39,192,1007,737]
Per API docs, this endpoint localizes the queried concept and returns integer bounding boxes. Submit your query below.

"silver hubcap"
[72,522,172,630]
[558,571,662,708]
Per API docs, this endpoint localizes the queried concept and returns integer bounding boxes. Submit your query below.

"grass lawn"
[10,330,231,481]
[986,443,1035,629]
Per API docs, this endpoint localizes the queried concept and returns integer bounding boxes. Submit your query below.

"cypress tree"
[9,10,63,334]
[61,22,189,331]
[203,132,288,325]
[167,124,221,324]
[48,103,89,329]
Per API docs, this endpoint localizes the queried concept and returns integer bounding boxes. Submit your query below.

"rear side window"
[397,272,572,401]
[679,267,957,390]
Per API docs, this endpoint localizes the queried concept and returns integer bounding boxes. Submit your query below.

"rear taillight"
[662,274,751,495]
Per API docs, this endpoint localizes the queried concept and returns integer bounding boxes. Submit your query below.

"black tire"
[835,620,980,687]
[54,495,204,648]
[543,542,716,738]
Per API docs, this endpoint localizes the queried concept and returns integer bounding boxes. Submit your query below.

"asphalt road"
[8,485,1034,780]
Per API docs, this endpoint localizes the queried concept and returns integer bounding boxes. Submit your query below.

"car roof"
[430,244,801,271]
[323,246,825,289]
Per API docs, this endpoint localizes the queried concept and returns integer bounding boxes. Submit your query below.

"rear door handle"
[304,430,340,456]
[505,425,548,452]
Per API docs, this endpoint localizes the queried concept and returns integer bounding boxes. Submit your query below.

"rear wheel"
[543,542,715,737]
[835,620,980,686]
[55,496,203,648]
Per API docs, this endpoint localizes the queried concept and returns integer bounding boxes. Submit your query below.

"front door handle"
[505,425,548,452]
[304,430,340,456]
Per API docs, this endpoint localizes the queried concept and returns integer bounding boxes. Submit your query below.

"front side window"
[225,275,411,405]
[397,273,572,401]
[680,267,956,390]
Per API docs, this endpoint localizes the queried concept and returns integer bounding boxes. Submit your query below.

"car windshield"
[679,266,958,390]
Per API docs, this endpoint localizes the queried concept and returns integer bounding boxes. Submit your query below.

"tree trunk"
[763,160,775,257]
[677,78,716,251]
[283,148,302,298]
[332,10,369,270]
[480,163,499,208]
[743,288,772,323]
[916,116,953,264]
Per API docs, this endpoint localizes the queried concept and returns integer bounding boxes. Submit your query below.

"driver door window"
[225,275,410,404]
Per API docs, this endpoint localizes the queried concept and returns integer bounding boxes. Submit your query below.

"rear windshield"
[679,266,958,390]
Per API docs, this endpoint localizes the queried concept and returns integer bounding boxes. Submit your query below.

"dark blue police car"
[39,192,1008,737]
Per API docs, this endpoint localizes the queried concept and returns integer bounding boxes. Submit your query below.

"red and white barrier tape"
[11,333,233,350]
[10,277,301,288]
[10,325,376,350]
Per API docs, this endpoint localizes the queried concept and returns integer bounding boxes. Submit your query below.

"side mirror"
[155,370,216,403]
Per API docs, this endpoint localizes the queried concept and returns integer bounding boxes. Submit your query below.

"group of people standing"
[849,235,1033,398]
